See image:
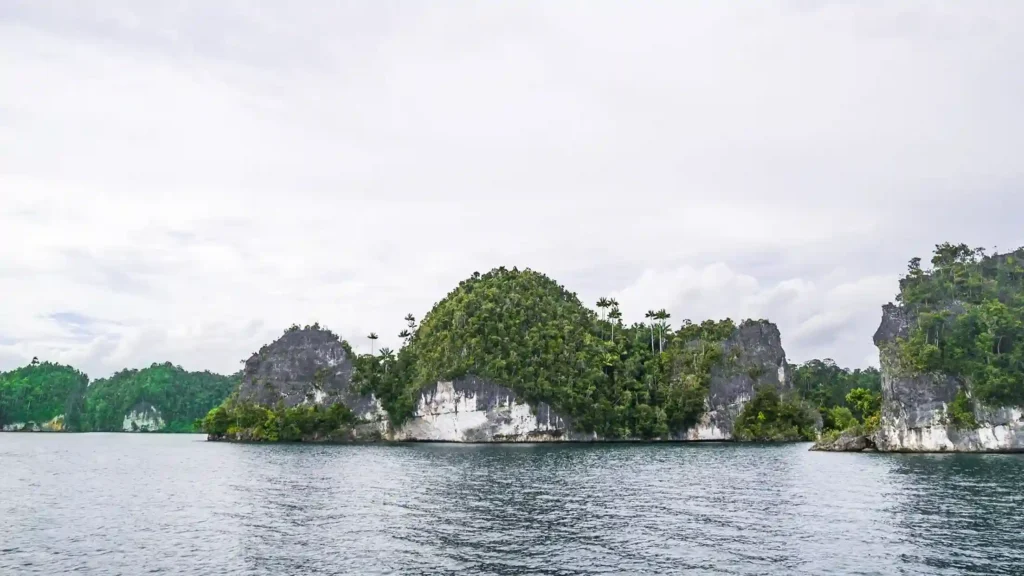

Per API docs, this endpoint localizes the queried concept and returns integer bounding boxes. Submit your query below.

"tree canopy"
[896,243,1024,408]
[82,363,238,432]
[0,361,88,428]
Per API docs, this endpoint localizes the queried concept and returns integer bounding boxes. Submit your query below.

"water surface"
[2,434,1022,575]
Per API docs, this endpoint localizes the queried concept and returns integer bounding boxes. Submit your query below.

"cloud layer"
[2,1,1022,377]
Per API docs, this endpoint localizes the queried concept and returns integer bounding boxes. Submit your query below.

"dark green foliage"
[82,363,237,432]
[897,243,1024,408]
[826,406,858,432]
[733,385,818,441]
[0,361,88,428]
[790,358,882,433]
[353,349,419,426]
[405,267,606,412]
[662,319,737,433]
[947,389,978,429]
[791,358,881,410]
[845,387,881,424]
[202,398,357,442]
[355,267,745,439]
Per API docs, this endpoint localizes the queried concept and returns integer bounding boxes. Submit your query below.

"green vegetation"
[826,406,858,432]
[791,358,881,411]
[0,359,88,429]
[896,243,1024,409]
[789,358,882,437]
[202,398,358,441]
[0,358,236,432]
[82,363,237,432]
[351,267,756,440]
[733,385,818,441]
[947,389,978,429]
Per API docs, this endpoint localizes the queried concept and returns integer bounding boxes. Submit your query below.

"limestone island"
[813,244,1024,452]
[201,267,820,443]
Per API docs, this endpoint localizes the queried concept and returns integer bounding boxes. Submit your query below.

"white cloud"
[1,1,1022,376]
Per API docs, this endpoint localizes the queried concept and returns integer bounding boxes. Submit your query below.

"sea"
[2,434,1022,575]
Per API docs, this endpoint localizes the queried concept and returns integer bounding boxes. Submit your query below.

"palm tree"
[595,297,611,340]
[655,309,671,352]
[379,347,395,374]
[645,310,656,352]
[398,329,411,343]
[404,313,416,330]
[602,352,617,374]
[664,310,673,351]
[608,306,622,341]
[367,332,379,355]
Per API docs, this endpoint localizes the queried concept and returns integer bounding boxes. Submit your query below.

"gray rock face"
[122,401,165,432]
[810,431,875,452]
[675,320,794,440]
[871,305,1024,452]
[236,327,379,418]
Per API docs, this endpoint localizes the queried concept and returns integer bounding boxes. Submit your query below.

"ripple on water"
[1,435,1023,575]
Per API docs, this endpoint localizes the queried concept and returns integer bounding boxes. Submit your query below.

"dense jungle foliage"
[354,267,760,439]
[82,363,238,432]
[790,358,881,432]
[896,243,1024,409]
[202,397,358,441]
[733,385,818,441]
[0,360,88,428]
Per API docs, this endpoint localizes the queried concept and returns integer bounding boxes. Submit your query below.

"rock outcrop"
[121,402,165,432]
[1,414,66,432]
[218,321,795,442]
[676,320,794,440]
[810,430,875,452]
[237,327,380,420]
[870,304,1024,452]
[390,377,580,442]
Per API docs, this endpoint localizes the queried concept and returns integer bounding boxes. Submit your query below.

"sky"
[1,1,1022,379]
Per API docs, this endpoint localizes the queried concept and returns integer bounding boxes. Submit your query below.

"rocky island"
[203,267,817,443]
[814,244,1024,452]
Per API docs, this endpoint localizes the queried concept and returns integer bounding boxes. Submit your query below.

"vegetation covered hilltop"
[0,360,87,430]
[896,243,1024,418]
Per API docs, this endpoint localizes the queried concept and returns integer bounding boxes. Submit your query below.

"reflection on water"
[2,435,1022,575]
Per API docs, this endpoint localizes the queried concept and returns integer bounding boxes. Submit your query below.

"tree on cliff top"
[897,243,1024,408]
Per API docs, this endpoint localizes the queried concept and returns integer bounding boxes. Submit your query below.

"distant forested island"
[0,361,236,432]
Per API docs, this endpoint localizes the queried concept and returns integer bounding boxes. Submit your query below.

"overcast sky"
[2,1,1022,379]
